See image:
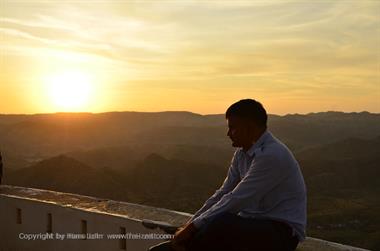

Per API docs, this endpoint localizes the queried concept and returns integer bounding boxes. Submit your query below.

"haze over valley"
[1,111,379,249]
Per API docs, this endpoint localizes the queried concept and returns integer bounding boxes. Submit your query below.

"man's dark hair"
[225,99,268,128]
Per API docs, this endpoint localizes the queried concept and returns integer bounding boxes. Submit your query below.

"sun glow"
[45,71,94,111]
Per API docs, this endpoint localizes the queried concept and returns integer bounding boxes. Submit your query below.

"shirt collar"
[245,130,271,157]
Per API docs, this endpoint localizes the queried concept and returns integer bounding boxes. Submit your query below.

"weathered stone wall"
[0,186,370,251]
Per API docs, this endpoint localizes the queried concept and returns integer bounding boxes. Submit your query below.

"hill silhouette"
[1,111,379,171]
[295,137,380,249]
[6,155,126,200]
[66,145,140,171]
[299,136,380,192]
[123,153,226,211]
[65,144,233,171]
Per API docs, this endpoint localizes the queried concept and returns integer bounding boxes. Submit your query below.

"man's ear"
[247,119,257,130]
[243,120,256,138]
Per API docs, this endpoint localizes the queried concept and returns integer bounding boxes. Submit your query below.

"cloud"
[1,0,379,113]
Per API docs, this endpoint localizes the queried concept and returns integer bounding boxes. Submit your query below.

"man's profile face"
[227,116,254,148]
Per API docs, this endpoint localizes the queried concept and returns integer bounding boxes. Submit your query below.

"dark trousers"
[148,213,299,251]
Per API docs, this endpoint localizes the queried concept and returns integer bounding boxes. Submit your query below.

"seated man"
[149,99,306,251]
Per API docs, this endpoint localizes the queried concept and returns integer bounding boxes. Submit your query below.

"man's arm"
[192,151,290,228]
[189,150,240,222]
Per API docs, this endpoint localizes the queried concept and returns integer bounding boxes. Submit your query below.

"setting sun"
[45,71,93,111]
[0,1,379,115]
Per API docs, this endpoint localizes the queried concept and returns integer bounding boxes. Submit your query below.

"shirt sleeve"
[190,150,241,221]
[192,151,290,228]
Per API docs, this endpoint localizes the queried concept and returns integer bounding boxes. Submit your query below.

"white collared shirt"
[191,130,307,241]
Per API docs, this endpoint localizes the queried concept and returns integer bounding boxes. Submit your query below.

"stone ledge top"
[0,185,370,251]
[0,185,192,226]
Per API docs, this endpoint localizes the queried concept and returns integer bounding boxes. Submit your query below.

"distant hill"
[1,111,379,170]
[295,137,380,250]
[269,111,380,152]
[123,153,227,211]
[5,155,127,200]
[65,143,234,171]
[297,136,380,192]
[66,145,141,171]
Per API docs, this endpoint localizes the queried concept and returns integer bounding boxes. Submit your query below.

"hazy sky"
[1,0,379,115]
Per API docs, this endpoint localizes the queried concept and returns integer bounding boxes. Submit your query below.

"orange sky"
[0,1,379,115]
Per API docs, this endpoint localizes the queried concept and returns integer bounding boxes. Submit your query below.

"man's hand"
[171,222,198,251]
